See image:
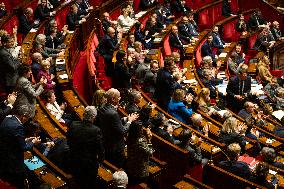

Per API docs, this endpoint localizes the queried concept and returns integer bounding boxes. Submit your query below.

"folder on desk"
[24,156,45,171]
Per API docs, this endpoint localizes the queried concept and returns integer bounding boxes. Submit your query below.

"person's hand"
[203,124,210,137]
[46,141,55,148]
[40,77,47,85]
[128,113,139,123]
[81,18,86,23]
[145,128,152,143]
[13,26,17,35]
[145,30,149,36]
[58,51,64,57]
[235,95,244,100]
[7,92,17,105]
[32,137,41,144]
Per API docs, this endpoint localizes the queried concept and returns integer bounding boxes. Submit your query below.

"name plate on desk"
[56,59,66,72]
[59,74,68,80]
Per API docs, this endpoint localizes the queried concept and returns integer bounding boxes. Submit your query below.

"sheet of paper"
[272,110,284,120]
[59,74,68,80]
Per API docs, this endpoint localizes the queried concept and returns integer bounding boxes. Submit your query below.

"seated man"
[66,4,86,31]
[125,90,142,114]
[226,64,251,112]
[222,0,235,17]
[0,2,7,18]
[169,25,188,57]
[218,143,252,179]
[227,44,245,75]
[44,19,68,45]
[254,28,275,52]
[178,16,195,43]
[271,21,283,41]
[201,34,216,62]
[187,13,199,37]
[172,0,192,16]
[144,16,163,37]
[238,101,266,126]
[102,12,115,34]
[248,10,266,31]
[18,8,34,36]
[235,14,248,35]
[212,25,226,53]
[259,147,284,169]
[34,0,56,22]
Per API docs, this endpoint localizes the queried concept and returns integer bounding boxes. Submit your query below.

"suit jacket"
[201,41,214,59]
[34,4,51,21]
[0,9,7,18]
[168,99,192,124]
[218,160,252,179]
[135,62,150,83]
[45,35,60,49]
[0,47,19,89]
[125,103,140,114]
[0,102,12,122]
[248,14,266,30]
[169,32,186,50]
[144,21,162,36]
[75,2,88,17]
[271,27,282,41]
[253,33,273,52]
[14,77,44,108]
[212,32,225,49]
[178,23,193,40]
[66,12,79,31]
[0,115,34,175]
[102,18,111,33]
[18,14,33,35]
[226,76,251,100]
[67,120,104,181]
[180,142,202,164]
[235,20,247,33]
[98,104,130,153]
[112,62,131,89]
[98,34,119,56]
[172,0,191,15]
[139,0,156,10]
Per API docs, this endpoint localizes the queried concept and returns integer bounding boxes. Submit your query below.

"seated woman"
[134,41,147,64]
[117,7,136,32]
[257,55,274,85]
[195,88,217,116]
[168,89,193,124]
[45,90,72,126]
[219,116,246,151]
[37,59,55,90]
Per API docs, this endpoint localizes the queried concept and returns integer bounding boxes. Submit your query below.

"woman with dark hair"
[126,120,154,185]
[14,63,47,110]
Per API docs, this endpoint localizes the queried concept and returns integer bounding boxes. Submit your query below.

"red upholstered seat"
[231,0,239,14]
[195,39,206,68]
[3,15,19,35]
[55,6,69,30]
[210,4,223,25]
[110,8,121,21]
[93,34,99,48]
[133,0,141,12]
[159,50,164,67]
[270,70,283,78]
[163,35,172,56]
[198,10,210,30]
[223,20,238,42]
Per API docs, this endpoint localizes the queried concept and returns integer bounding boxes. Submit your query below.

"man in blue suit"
[0,105,41,188]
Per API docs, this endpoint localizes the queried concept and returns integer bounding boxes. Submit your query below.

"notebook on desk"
[24,156,45,171]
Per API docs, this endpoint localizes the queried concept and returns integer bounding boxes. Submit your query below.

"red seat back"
[223,20,237,42]
[163,35,171,56]
[55,6,70,31]
[198,10,210,30]
[195,39,206,68]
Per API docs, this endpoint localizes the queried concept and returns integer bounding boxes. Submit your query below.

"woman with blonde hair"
[257,55,273,85]
[92,89,107,109]
[195,88,217,116]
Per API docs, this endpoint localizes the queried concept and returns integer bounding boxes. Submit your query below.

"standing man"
[67,106,105,188]
[0,105,41,189]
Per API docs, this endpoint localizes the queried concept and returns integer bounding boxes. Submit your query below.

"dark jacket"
[98,34,119,56]
[226,76,251,100]
[248,14,266,30]
[169,32,185,50]
[222,0,232,17]
[212,32,225,49]
[18,14,33,35]
[112,62,131,89]
[139,0,156,10]
[180,142,203,165]
[235,20,247,33]
[201,41,215,60]
[66,12,80,31]
[218,160,252,179]
[253,33,274,52]
[271,27,282,41]
[34,4,51,21]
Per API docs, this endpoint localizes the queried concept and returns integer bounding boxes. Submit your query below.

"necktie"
[176,34,183,45]
[240,80,244,95]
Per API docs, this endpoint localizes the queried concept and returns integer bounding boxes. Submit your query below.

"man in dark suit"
[0,105,41,189]
[0,2,7,18]
[218,143,252,179]
[253,28,275,52]
[226,64,251,112]
[75,0,88,17]
[112,50,131,89]
[155,58,175,110]
[139,0,157,10]
[0,92,17,123]
[45,29,60,49]
[271,21,283,41]
[187,14,199,37]
[212,25,226,52]
[66,4,86,31]
[248,10,266,31]
[144,16,163,37]
[34,0,55,21]
[125,90,141,114]
[169,25,188,57]
[102,12,113,34]
[67,106,104,189]
[99,88,138,168]
[0,35,20,93]
[178,16,195,43]
[172,0,192,16]
[18,8,34,36]
[201,34,215,61]
[222,0,233,17]
[98,27,122,76]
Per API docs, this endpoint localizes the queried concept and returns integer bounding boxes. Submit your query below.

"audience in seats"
[248,10,266,31]
[113,170,129,189]
[31,52,43,77]
[34,0,56,22]
[98,27,122,76]
[155,58,175,110]
[139,0,157,10]
[44,19,69,48]
[151,113,180,145]
[191,113,210,135]
[226,64,251,112]
[201,34,216,63]
[228,44,245,75]
[212,25,227,53]
[254,28,275,52]
[144,60,159,96]
[0,2,6,18]
[235,14,248,35]
[67,106,104,189]
[218,143,252,179]
[0,35,20,93]
[0,105,41,189]
[36,34,65,58]
[134,41,147,64]
[126,121,154,185]
[168,89,193,124]
[179,129,208,166]
[252,164,275,189]
[112,50,132,90]
[118,7,136,32]
[195,88,218,116]
[127,33,135,49]
[18,8,34,36]
[171,0,192,16]
[270,21,283,41]
[14,64,46,112]
[187,13,199,37]
[45,29,60,49]
[66,4,86,31]
[134,22,152,49]
[98,88,138,168]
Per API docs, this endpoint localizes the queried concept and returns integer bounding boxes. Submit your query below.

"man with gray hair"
[99,88,138,168]
[0,104,41,188]
[112,170,128,188]
[67,106,104,188]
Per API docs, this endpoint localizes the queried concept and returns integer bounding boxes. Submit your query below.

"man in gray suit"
[0,35,20,93]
